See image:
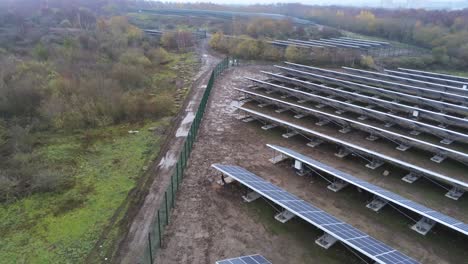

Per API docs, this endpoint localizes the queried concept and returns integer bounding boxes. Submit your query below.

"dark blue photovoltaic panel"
[262,191,297,201]
[267,144,468,237]
[281,200,321,213]
[454,223,468,233]
[250,255,271,263]
[212,164,419,264]
[239,256,258,264]
[248,182,282,192]
[397,201,433,213]
[302,211,342,225]
[377,251,420,264]
[425,211,462,225]
[215,254,272,264]
[348,236,394,256]
[324,223,367,240]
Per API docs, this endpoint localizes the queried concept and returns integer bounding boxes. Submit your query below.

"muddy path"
[115,40,222,264]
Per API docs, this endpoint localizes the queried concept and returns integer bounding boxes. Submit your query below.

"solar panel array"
[237,87,468,165]
[212,164,419,264]
[274,64,468,116]
[270,37,392,51]
[342,67,466,95]
[284,62,468,105]
[267,144,468,236]
[216,254,272,264]
[236,106,468,194]
[223,60,468,263]
[242,78,468,143]
[261,71,468,129]
[397,68,468,83]
[384,69,468,88]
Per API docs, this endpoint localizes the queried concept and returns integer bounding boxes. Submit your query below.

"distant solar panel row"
[275,65,468,117]
[329,38,384,47]
[339,37,390,46]
[262,71,468,130]
[267,144,468,236]
[385,69,468,88]
[216,254,271,264]
[398,68,468,83]
[212,164,419,264]
[245,77,468,142]
[285,62,468,105]
[236,106,468,195]
[342,67,465,94]
[239,88,468,165]
[287,38,337,48]
[320,38,373,48]
[268,40,323,49]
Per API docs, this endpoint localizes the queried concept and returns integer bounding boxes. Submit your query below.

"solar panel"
[267,144,468,237]
[269,40,323,48]
[274,65,468,117]
[309,39,361,49]
[320,38,373,48]
[342,67,465,95]
[397,68,468,83]
[287,38,337,48]
[339,37,390,45]
[285,62,468,105]
[238,88,468,164]
[385,69,468,88]
[216,254,272,264]
[242,79,468,142]
[212,164,419,264]
[236,106,468,192]
[329,38,383,47]
[261,71,468,130]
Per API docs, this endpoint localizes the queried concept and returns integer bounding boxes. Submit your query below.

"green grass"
[0,120,169,264]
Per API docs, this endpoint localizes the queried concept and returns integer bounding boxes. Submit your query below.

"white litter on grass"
[176,112,195,137]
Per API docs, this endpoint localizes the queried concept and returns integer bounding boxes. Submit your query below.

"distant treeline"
[138,2,468,69]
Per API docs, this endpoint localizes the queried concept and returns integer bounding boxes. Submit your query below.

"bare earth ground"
[155,65,468,264]
[117,41,221,263]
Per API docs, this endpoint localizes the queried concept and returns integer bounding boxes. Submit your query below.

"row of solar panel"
[271,37,391,50]
[280,63,468,110]
[261,71,468,130]
[267,144,468,236]
[245,77,468,141]
[212,164,419,264]
[237,87,468,165]
[236,106,468,198]
[216,254,271,264]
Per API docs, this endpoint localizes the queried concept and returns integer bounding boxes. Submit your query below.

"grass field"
[0,120,169,263]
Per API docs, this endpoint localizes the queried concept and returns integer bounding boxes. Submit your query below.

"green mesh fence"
[140,57,231,264]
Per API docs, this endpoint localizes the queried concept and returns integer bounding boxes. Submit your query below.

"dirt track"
[154,65,468,264]
[117,41,221,263]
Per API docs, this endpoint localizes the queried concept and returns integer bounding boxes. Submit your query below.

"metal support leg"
[335,148,351,158]
[366,197,388,212]
[315,233,338,249]
[366,158,384,169]
[411,217,436,235]
[242,191,261,203]
[274,210,295,223]
[327,180,349,192]
[445,187,464,200]
[402,173,421,183]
